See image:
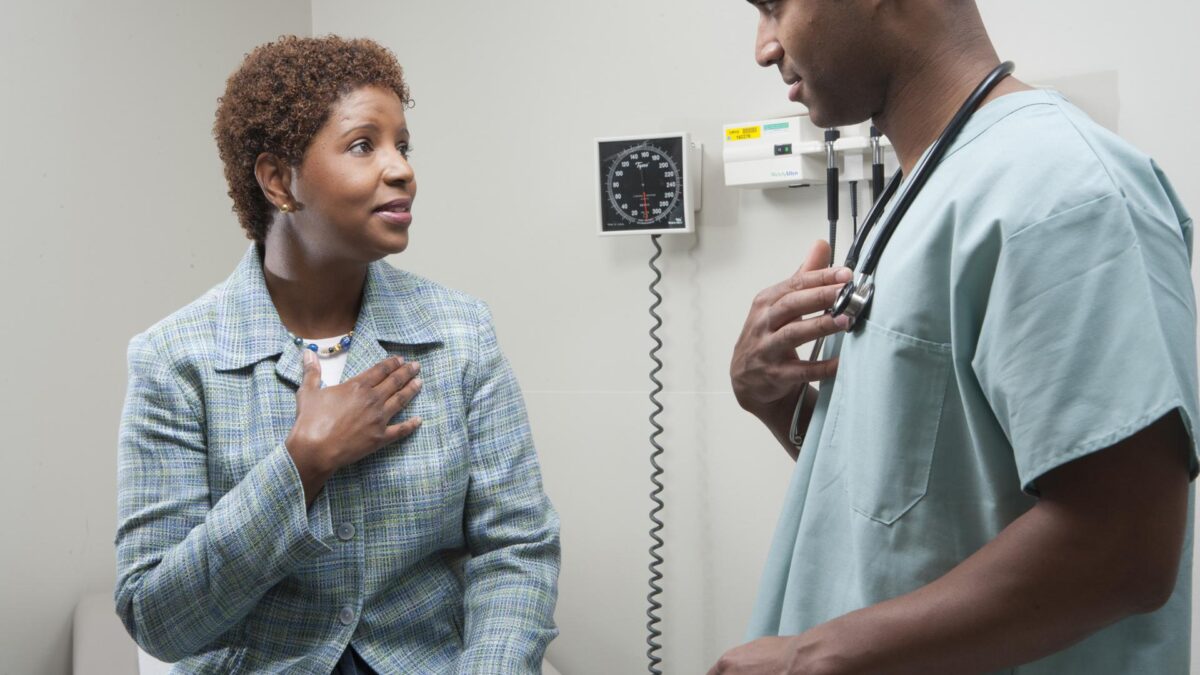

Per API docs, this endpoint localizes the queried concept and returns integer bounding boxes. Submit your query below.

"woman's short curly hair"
[214,35,412,243]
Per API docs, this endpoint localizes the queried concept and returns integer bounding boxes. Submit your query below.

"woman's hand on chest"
[285,351,424,505]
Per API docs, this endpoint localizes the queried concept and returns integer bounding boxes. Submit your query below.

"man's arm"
[710,411,1191,674]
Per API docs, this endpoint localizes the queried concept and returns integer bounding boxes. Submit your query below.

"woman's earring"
[280,203,291,213]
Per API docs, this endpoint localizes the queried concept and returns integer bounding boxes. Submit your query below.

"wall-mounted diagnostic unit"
[594,131,703,675]
[596,133,702,236]
[722,115,896,189]
[722,114,900,274]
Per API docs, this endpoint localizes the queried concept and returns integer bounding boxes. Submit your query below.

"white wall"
[0,2,310,673]
[3,1,1197,673]
[313,1,1200,674]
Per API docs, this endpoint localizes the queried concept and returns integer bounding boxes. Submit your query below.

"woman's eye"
[398,144,413,159]
[349,140,373,154]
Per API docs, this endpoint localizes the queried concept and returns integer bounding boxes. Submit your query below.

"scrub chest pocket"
[826,320,951,525]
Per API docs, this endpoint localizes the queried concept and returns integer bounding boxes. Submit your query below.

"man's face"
[749,0,887,127]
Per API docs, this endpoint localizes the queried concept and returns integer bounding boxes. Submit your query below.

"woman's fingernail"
[835,267,852,282]
[413,377,423,389]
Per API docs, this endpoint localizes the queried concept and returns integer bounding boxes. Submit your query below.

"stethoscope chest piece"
[831,273,875,332]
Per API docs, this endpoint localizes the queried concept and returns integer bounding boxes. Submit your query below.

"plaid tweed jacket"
[115,246,560,673]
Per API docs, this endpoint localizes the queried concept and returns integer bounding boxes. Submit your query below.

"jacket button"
[339,606,355,626]
[337,523,356,541]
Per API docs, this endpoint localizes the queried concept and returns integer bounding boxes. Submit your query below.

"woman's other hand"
[286,352,423,504]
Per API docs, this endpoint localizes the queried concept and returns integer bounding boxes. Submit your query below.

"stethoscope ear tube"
[831,61,1016,328]
[857,61,1015,277]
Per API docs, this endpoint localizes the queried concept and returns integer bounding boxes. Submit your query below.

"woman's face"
[289,85,417,262]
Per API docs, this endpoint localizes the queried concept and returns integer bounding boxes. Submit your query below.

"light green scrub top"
[747,90,1200,673]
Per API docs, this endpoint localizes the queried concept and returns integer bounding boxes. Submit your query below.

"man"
[712,1,1198,672]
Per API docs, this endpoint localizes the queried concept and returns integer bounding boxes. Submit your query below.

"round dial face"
[598,136,687,233]
[606,145,681,225]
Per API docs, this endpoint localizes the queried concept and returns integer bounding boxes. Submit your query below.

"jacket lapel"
[274,345,306,389]
[213,246,442,388]
[214,246,294,381]
[340,260,442,382]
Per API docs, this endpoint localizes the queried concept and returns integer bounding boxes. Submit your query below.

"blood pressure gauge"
[595,133,701,236]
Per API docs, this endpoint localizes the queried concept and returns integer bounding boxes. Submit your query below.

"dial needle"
[637,162,651,222]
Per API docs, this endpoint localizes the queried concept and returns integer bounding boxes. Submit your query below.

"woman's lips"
[375,209,412,227]
[374,198,412,227]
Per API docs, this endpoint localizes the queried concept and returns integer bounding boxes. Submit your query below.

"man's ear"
[254,152,294,210]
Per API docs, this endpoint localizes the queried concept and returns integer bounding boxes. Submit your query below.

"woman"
[114,35,560,674]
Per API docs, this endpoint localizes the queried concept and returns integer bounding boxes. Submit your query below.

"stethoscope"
[830,61,1016,330]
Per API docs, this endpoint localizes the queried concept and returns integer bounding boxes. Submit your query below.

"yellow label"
[725,125,762,142]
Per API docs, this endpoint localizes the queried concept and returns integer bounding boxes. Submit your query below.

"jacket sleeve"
[456,301,561,673]
[114,332,333,661]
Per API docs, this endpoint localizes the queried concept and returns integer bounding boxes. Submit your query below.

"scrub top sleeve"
[971,191,1200,493]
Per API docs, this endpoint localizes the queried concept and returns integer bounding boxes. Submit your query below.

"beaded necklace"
[288,330,354,358]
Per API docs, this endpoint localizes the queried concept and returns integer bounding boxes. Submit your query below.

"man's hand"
[730,240,851,443]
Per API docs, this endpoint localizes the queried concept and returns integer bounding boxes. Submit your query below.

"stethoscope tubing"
[855,61,1015,276]
[831,61,1016,326]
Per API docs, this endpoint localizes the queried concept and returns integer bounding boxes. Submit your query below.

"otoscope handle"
[827,168,839,223]
[824,128,841,241]
[870,125,884,203]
